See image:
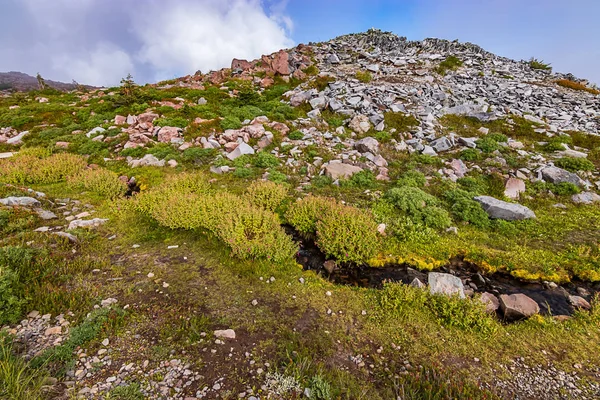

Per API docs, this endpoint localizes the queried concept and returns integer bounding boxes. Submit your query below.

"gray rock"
[128,154,165,168]
[309,97,327,110]
[474,196,536,220]
[214,329,236,339]
[430,137,452,152]
[568,295,591,310]
[226,142,255,160]
[410,278,426,289]
[1,196,41,207]
[571,191,600,204]
[428,272,465,299]
[35,209,57,220]
[6,130,30,145]
[68,218,108,230]
[499,293,540,320]
[354,137,379,154]
[541,166,581,186]
[327,54,340,64]
[421,145,437,156]
[52,232,79,243]
[197,97,207,105]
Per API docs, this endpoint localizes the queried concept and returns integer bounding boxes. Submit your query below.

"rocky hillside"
[1,29,600,399]
[0,71,94,92]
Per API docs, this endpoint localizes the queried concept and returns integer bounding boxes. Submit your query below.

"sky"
[0,0,598,87]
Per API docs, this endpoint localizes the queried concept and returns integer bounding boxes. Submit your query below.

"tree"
[120,74,136,98]
[36,73,47,90]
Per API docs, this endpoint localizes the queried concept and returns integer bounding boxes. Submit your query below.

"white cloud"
[0,0,294,86]
[51,43,135,87]
[133,0,294,81]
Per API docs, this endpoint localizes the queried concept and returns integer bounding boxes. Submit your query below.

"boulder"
[114,115,126,125]
[474,196,536,220]
[479,292,500,313]
[231,58,253,71]
[428,272,465,299]
[499,294,540,320]
[0,197,41,207]
[354,137,379,154]
[349,115,371,134]
[137,112,159,124]
[68,218,108,230]
[504,177,526,200]
[571,192,600,204]
[323,163,363,180]
[157,126,183,143]
[568,295,591,310]
[430,137,452,152]
[541,166,581,186]
[450,159,468,177]
[7,130,30,145]
[226,142,255,160]
[271,50,290,75]
[309,97,327,110]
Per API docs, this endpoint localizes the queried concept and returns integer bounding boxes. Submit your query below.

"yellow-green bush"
[0,153,87,185]
[287,196,380,264]
[316,205,379,264]
[243,180,288,211]
[68,168,127,199]
[134,177,296,262]
[285,195,333,236]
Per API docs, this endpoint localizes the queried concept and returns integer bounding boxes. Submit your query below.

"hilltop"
[0,29,599,399]
[0,71,96,92]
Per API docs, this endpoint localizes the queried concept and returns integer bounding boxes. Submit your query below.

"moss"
[554,157,595,172]
[355,70,373,83]
[383,112,419,133]
[435,56,463,75]
[556,79,600,95]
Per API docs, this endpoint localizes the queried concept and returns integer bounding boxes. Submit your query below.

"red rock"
[568,295,591,310]
[292,69,307,80]
[55,141,70,149]
[114,115,127,125]
[269,122,289,135]
[504,177,526,200]
[260,77,274,88]
[499,293,540,320]
[231,58,253,71]
[224,142,239,152]
[157,127,183,143]
[479,292,500,313]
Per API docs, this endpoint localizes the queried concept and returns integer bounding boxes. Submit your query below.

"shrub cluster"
[554,156,595,172]
[384,187,451,229]
[444,189,490,228]
[243,180,287,211]
[68,168,127,199]
[135,176,296,262]
[0,247,40,325]
[355,70,373,83]
[286,196,379,264]
[0,152,87,185]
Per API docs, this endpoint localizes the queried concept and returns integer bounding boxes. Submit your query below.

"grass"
[435,55,463,75]
[556,79,600,95]
[0,334,48,400]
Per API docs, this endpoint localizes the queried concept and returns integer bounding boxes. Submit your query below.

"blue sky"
[0,0,598,86]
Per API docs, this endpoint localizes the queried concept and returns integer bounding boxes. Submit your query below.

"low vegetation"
[556,79,600,95]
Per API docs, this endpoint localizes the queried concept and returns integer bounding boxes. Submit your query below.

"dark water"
[288,226,599,317]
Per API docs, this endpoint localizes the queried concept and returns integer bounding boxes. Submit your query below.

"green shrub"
[383,112,419,133]
[435,56,463,75]
[0,247,38,326]
[340,170,376,189]
[268,170,288,184]
[385,187,451,229]
[444,189,490,228]
[554,157,595,172]
[355,70,373,83]
[288,130,304,140]
[0,153,87,185]
[488,133,508,143]
[253,152,280,168]
[287,196,380,264]
[181,147,217,164]
[310,175,333,188]
[220,115,242,130]
[68,168,127,199]
[456,177,487,195]
[529,58,552,71]
[551,182,581,196]
[233,167,255,179]
[308,375,332,400]
[315,204,379,264]
[475,137,499,153]
[396,170,426,188]
[459,148,480,161]
[286,196,332,236]
[244,180,288,211]
[135,177,296,262]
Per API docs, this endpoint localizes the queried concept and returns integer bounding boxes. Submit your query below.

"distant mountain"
[0,71,96,92]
